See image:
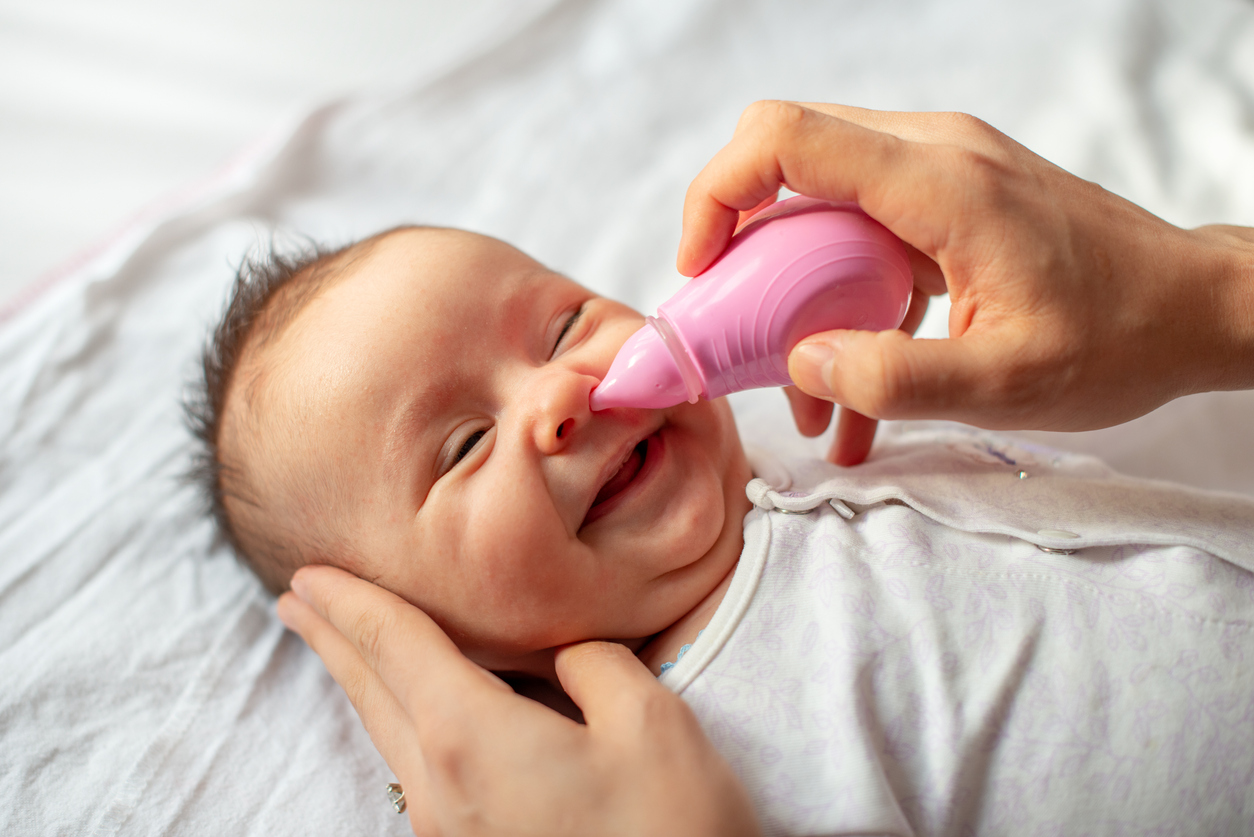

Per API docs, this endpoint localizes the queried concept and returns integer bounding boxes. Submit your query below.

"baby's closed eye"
[551,304,585,359]
[455,429,487,464]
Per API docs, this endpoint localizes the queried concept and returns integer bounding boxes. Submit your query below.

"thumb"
[554,641,672,729]
[788,329,994,422]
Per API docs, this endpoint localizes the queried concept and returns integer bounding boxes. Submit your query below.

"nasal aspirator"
[589,196,913,411]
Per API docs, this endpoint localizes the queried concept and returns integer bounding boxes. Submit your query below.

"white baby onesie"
[659,424,1254,837]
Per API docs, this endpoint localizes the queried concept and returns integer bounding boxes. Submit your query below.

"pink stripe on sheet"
[0,127,288,326]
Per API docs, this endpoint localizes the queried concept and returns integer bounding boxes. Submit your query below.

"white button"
[828,498,856,520]
[1037,529,1080,539]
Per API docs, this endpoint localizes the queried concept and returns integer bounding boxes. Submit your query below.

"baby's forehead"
[362,227,558,292]
[348,230,585,335]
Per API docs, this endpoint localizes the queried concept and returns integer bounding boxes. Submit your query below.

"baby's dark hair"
[185,228,412,594]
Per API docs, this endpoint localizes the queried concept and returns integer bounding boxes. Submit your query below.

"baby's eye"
[551,304,584,358]
[455,429,486,464]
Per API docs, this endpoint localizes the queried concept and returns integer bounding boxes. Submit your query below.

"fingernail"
[790,342,836,397]
[275,593,297,630]
[676,236,692,275]
[289,571,310,602]
[275,593,308,636]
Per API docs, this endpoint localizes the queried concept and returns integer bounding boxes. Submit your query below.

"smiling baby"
[189,226,751,679]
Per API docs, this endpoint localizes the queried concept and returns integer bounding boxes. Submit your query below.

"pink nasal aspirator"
[589,196,914,411]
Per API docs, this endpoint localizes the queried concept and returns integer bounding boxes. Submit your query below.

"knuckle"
[741,99,809,138]
[857,334,917,418]
[421,717,471,787]
[939,110,995,139]
[349,598,402,667]
[950,145,996,183]
[336,663,375,707]
[946,145,1013,209]
[633,687,697,735]
[349,613,385,668]
[739,98,773,122]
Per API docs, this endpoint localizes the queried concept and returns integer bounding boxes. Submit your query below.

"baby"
[190,225,1254,835]
[189,225,751,677]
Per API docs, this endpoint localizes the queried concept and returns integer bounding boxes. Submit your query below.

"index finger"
[792,102,1010,153]
[555,641,670,731]
[678,102,905,276]
[678,101,982,277]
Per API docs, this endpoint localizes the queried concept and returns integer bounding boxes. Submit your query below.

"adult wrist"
[1188,224,1254,394]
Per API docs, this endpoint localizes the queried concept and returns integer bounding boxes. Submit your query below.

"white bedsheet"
[2,0,1253,833]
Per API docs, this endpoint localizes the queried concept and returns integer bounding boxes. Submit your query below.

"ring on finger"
[386,782,406,814]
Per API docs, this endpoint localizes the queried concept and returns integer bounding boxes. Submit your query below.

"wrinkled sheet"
[2,0,1253,833]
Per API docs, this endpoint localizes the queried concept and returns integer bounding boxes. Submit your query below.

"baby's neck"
[635,559,738,675]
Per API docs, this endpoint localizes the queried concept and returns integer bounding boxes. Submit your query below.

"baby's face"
[253,229,751,675]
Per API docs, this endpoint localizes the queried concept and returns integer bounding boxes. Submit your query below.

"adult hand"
[680,101,1254,465]
[277,565,760,837]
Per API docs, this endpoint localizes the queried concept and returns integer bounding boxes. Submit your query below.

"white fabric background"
[2,0,1253,833]
[0,0,539,306]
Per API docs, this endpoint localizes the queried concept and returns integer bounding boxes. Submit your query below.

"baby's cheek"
[462,510,592,645]
[672,475,727,549]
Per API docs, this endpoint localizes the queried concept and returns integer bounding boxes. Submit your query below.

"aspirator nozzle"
[589,321,694,411]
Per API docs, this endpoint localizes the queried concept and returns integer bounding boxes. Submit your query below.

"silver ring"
[386,782,407,814]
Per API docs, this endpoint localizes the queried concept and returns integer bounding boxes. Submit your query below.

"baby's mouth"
[584,438,650,526]
[595,439,647,505]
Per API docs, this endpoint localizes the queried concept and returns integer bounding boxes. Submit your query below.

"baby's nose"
[530,369,597,454]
